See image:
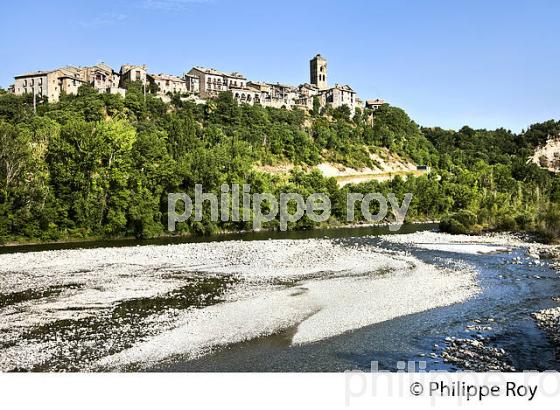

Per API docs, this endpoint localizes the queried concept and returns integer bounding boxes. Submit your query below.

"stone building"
[184,73,200,94]
[11,54,381,111]
[13,63,131,102]
[80,63,126,96]
[186,55,364,112]
[13,66,87,102]
[119,64,147,87]
[310,54,328,90]
[82,63,116,92]
[58,72,88,96]
[230,87,260,105]
[321,84,356,112]
[187,67,247,98]
[224,72,247,89]
[14,70,57,100]
[246,81,272,106]
[247,81,271,96]
[147,73,188,95]
[294,83,321,109]
[244,81,300,108]
[365,98,385,110]
[299,82,320,97]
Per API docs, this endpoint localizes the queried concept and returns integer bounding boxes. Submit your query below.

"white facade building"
[184,73,200,94]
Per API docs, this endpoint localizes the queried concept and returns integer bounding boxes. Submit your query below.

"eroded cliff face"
[254,147,425,186]
[531,138,560,172]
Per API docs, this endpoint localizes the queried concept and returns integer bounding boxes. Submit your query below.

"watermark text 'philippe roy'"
[168,184,412,232]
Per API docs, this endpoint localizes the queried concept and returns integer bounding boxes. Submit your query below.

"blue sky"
[1,0,558,132]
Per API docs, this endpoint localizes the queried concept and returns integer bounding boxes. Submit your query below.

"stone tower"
[310,54,327,89]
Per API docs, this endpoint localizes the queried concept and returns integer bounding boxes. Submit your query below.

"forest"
[0,82,559,244]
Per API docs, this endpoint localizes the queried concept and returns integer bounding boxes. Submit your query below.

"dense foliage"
[0,84,559,243]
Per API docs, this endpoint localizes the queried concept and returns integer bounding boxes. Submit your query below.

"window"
[135,70,141,81]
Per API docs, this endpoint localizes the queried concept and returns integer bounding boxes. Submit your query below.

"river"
[0,224,559,372]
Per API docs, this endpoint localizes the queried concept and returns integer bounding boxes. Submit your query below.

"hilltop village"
[8,55,385,113]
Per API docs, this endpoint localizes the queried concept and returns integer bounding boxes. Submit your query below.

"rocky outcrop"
[531,138,560,173]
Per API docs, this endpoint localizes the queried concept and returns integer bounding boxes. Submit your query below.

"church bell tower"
[310,54,327,89]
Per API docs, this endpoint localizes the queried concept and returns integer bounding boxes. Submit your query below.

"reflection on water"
[0,223,438,255]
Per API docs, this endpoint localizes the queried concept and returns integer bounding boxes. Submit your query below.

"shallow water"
[153,238,560,372]
[1,224,559,372]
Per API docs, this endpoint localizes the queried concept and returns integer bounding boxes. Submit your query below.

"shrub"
[453,210,477,228]
[496,215,518,231]
[515,213,533,230]
[440,217,468,234]
[440,210,479,234]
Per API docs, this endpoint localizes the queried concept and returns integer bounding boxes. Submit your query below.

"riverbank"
[1,229,558,372]
[0,231,477,371]
[0,221,439,254]
[4,222,556,259]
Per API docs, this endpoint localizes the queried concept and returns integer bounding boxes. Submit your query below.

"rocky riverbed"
[440,336,516,371]
[1,229,559,372]
[532,307,560,349]
[528,245,560,355]
[0,234,479,371]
